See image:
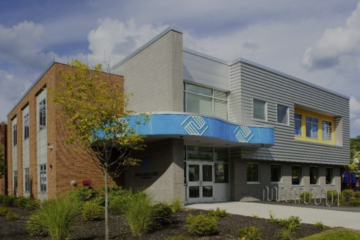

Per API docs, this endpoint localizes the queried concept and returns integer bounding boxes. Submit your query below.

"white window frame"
[277,104,289,125]
[322,120,332,141]
[252,99,267,121]
[39,98,46,131]
[247,162,260,183]
[13,124,17,146]
[24,113,29,140]
[270,164,282,183]
[24,168,30,192]
[39,164,47,192]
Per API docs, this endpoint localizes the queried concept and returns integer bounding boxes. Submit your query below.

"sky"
[0,0,360,137]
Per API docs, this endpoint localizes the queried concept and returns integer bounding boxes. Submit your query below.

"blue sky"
[1,0,360,137]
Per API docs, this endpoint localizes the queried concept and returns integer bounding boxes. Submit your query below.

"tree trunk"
[104,172,109,240]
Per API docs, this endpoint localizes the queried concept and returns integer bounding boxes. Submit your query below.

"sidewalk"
[186,202,360,230]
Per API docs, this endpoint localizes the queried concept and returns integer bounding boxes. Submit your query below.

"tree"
[349,136,360,177]
[50,60,147,240]
[0,145,6,179]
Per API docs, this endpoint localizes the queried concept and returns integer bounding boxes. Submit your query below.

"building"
[6,62,123,200]
[0,122,7,195]
[6,26,349,204]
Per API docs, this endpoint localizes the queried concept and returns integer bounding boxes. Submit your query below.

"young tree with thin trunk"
[50,60,146,240]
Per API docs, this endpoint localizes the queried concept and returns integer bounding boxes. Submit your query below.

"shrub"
[35,196,82,240]
[238,226,262,240]
[124,192,154,236]
[1,195,15,206]
[354,191,360,199]
[164,235,191,240]
[300,191,313,203]
[108,189,133,214]
[170,198,182,213]
[275,228,292,240]
[186,213,219,236]
[327,190,340,205]
[208,207,229,218]
[152,202,173,226]
[0,206,9,216]
[269,210,277,223]
[82,201,104,221]
[14,196,29,208]
[5,211,20,221]
[24,198,40,211]
[349,199,360,206]
[314,221,326,229]
[278,216,301,232]
[342,189,354,200]
[69,186,98,202]
[26,213,49,237]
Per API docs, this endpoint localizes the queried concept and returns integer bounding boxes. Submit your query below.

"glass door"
[186,162,214,203]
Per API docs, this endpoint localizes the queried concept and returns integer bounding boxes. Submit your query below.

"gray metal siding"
[238,62,349,165]
[183,51,230,91]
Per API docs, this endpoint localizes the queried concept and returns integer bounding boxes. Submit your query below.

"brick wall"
[0,122,7,195]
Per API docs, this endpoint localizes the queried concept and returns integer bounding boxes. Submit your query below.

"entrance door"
[186,163,214,203]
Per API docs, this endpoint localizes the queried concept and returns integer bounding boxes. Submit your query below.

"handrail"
[289,187,298,204]
[272,187,280,202]
[263,186,270,201]
[309,188,319,205]
[280,187,287,202]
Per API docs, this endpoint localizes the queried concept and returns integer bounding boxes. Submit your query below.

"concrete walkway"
[186,202,360,230]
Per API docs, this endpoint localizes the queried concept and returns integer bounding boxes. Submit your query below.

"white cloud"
[302,2,360,70]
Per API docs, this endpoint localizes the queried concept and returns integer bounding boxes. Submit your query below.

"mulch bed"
[0,205,324,240]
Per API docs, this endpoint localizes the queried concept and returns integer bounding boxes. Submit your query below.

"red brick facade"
[7,62,124,199]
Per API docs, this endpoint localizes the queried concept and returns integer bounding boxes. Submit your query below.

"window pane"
[306,116,318,139]
[253,100,266,120]
[292,166,302,185]
[214,148,228,162]
[202,165,212,182]
[271,165,282,182]
[310,167,319,185]
[277,105,288,124]
[326,168,334,184]
[247,163,259,182]
[203,186,213,197]
[215,163,229,183]
[186,84,212,96]
[322,121,332,141]
[189,186,199,198]
[187,146,213,161]
[189,165,199,181]
[295,114,302,136]
[214,99,228,119]
[186,93,212,115]
[214,90,227,100]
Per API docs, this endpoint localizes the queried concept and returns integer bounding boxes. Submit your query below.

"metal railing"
[263,186,340,207]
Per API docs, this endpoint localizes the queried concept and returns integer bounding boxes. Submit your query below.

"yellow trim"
[294,108,335,145]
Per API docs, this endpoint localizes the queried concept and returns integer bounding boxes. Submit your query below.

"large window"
[310,167,319,185]
[184,83,228,119]
[24,168,30,192]
[294,114,302,136]
[322,120,332,141]
[13,124,17,146]
[247,163,259,183]
[253,99,266,121]
[39,99,46,130]
[24,113,29,140]
[277,105,289,125]
[271,165,282,182]
[306,116,318,139]
[40,164,47,192]
[13,171,17,196]
[292,166,302,185]
[326,168,334,185]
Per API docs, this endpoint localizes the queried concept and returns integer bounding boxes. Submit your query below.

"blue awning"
[126,113,274,146]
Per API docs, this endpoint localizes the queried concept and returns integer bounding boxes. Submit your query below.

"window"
[277,105,289,125]
[184,83,228,119]
[40,164,47,192]
[215,163,229,183]
[306,116,318,139]
[39,99,46,130]
[292,166,302,185]
[24,168,30,192]
[13,171,17,196]
[253,99,266,120]
[271,165,282,182]
[326,168,334,185]
[186,146,213,161]
[322,120,332,141]
[13,124,17,146]
[294,114,302,136]
[247,163,259,183]
[310,167,319,185]
[24,113,29,140]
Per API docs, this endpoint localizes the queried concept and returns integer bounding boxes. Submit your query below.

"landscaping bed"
[0,206,324,240]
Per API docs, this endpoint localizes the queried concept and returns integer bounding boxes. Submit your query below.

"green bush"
[170,198,182,213]
[5,211,20,221]
[14,196,29,208]
[327,190,340,205]
[186,213,219,236]
[26,213,49,237]
[354,191,360,199]
[82,201,104,221]
[1,195,15,206]
[152,202,173,226]
[238,226,262,240]
[124,192,154,236]
[342,189,354,200]
[349,199,360,206]
[275,228,292,240]
[208,207,229,218]
[35,196,82,240]
[108,188,133,214]
[314,221,326,229]
[278,216,301,232]
[300,191,313,203]
[69,186,99,202]
[164,235,191,240]
[0,206,9,216]
[24,198,40,211]
[269,210,277,223]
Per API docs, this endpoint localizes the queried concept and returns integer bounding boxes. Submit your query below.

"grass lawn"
[300,228,360,240]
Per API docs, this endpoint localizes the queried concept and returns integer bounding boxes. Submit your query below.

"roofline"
[111,25,183,71]
[183,48,349,100]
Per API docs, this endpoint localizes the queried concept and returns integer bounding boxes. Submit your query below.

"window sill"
[252,118,267,123]
[271,182,282,184]
[247,182,261,184]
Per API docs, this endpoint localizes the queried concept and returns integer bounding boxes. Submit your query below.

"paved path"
[186,202,360,230]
